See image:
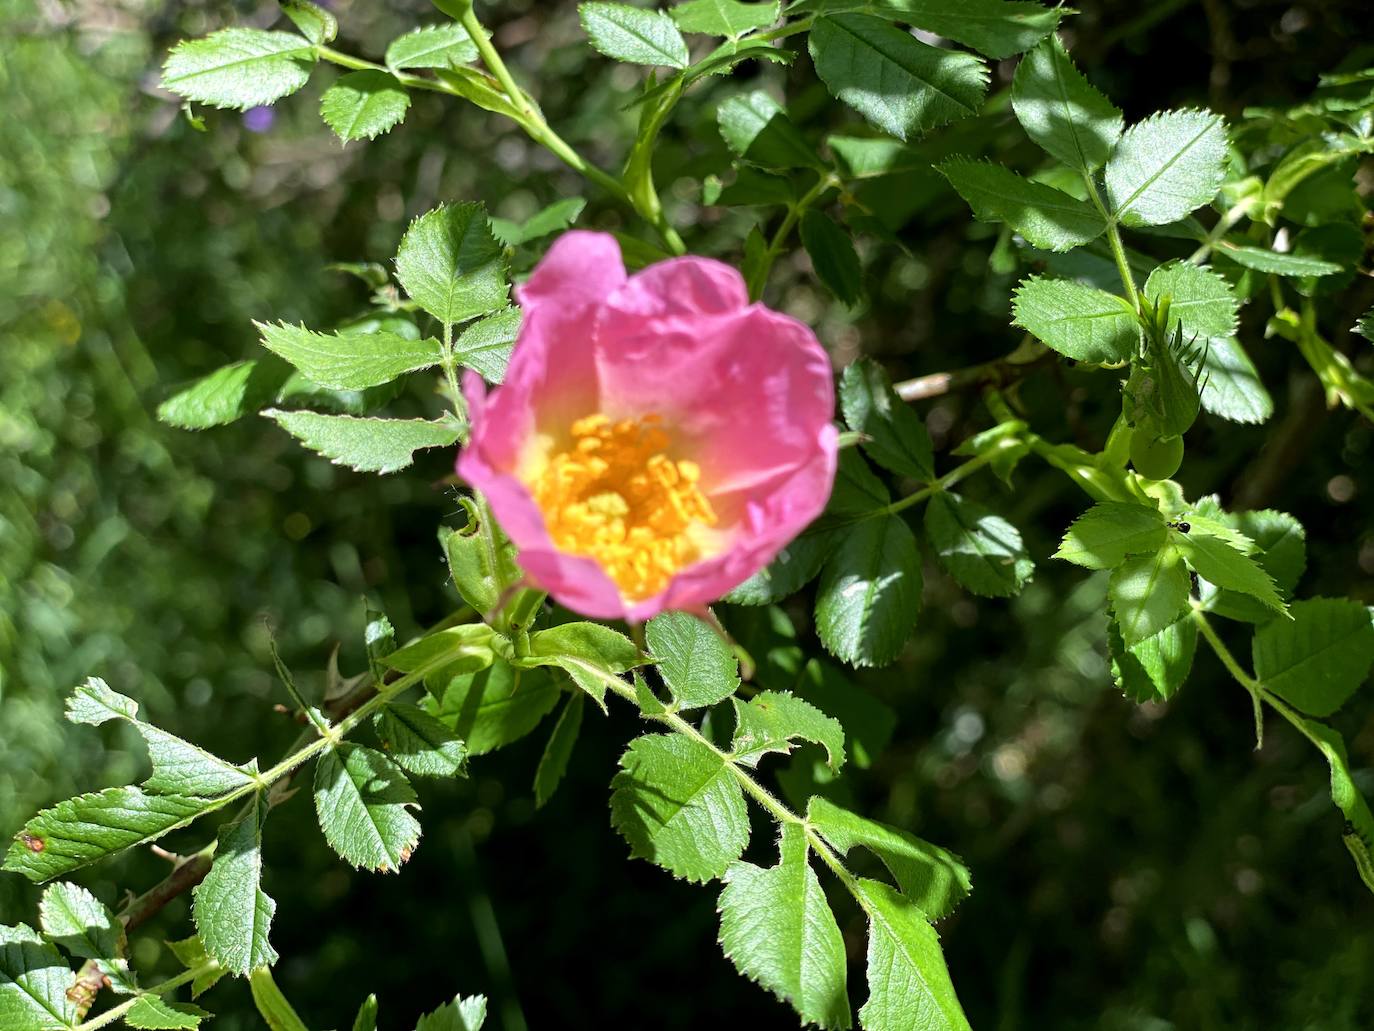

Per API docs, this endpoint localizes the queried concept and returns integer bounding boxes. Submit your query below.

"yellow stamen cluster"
[529,413,717,601]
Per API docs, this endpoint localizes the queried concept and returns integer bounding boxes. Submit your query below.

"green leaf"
[1291,718,1374,894]
[1207,510,1305,621]
[432,66,526,122]
[799,210,863,305]
[1011,276,1137,363]
[578,2,689,68]
[1214,242,1343,277]
[440,518,520,618]
[364,608,397,683]
[414,994,488,1031]
[724,529,837,605]
[610,733,749,882]
[39,883,134,994]
[166,937,226,999]
[794,0,1059,59]
[855,878,971,1031]
[193,793,277,975]
[792,657,896,769]
[489,199,586,248]
[633,672,668,715]
[646,612,740,709]
[265,411,462,474]
[808,796,971,919]
[1108,547,1191,646]
[840,360,934,481]
[829,446,890,514]
[717,825,851,1029]
[1175,532,1284,615]
[1104,110,1229,227]
[67,678,258,798]
[254,323,444,391]
[1010,35,1121,174]
[808,14,987,142]
[248,968,310,1031]
[1143,262,1238,340]
[430,661,560,756]
[717,90,822,170]
[157,359,292,430]
[673,0,780,36]
[453,307,521,383]
[1253,598,1374,717]
[816,515,922,667]
[1198,336,1273,425]
[523,623,641,709]
[952,422,1030,486]
[313,743,421,873]
[4,789,213,883]
[534,693,584,809]
[0,923,76,1031]
[909,0,1058,59]
[352,994,379,1031]
[1054,502,1168,570]
[320,71,411,142]
[395,203,509,326]
[937,159,1107,252]
[281,1,337,45]
[384,624,498,678]
[827,135,924,179]
[1108,614,1196,702]
[730,690,845,770]
[374,702,468,778]
[1356,307,1374,345]
[924,493,1033,598]
[162,29,316,111]
[124,997,208,1030]
[385,24,479,71]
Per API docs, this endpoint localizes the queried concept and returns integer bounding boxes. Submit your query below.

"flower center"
[528,413,718,601]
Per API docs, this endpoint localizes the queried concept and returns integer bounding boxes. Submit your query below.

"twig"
[894,338,1050,402]
[121,849,215,933]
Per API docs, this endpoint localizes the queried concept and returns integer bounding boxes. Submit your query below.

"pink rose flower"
[458,231,837,622]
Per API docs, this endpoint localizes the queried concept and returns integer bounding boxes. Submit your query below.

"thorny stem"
[885,439,1017,516]
[74,963,216,1031]
[755,14,815,43]
[93,616,483,1007]
[1191,607,1264,748]
[970,390,1346,784]
[1187,199,1254,264]
[1082,171,1140,311]
[1106,223,1140,312]
[456,4,685,254]
[601,662,864,902]
[893,337,1050,402]
[316,32,684,253]
[749,171,842,299]
[439,321,467,432]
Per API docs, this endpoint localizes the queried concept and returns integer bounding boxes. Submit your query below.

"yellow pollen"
[528,413,717,601]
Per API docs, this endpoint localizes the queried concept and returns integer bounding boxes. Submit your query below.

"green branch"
[748,171,840,299]
[74,963,216,1031]
[317,24,684,254]
[596,659,871,917]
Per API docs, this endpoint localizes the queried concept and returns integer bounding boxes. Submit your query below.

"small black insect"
[1167,520,1191,533]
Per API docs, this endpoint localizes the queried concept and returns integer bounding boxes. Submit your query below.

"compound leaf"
[610,733,749,883]
[1253,598,1374,717]
[730,690,846,770]
[313,743,420,873]
[646,612,739,709]
[717,825,851,1029]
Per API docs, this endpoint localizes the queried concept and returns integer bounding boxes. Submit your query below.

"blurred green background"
[2,0,1372,1028]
